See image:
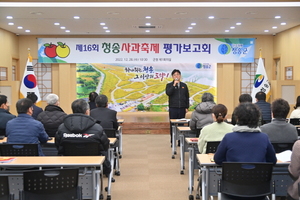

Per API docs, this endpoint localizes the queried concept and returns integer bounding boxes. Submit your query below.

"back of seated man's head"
[0,95,8,107]
[71,99,90,114]
[89,92,98,103]
[233,102,261,128]
[46,94,59,105]
[95,95,108,108]
[201,92,214,102]
[239,94,252,103]
[26,93,38,104]
[255,92,266,101]
[16,98,33,114]
[271,98,290,119]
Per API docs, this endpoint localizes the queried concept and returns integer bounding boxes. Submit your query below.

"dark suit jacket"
[32,104,43,120]
[90,107,118,130]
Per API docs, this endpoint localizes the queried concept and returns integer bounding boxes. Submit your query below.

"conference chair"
[62,142,100,156]
[289,118,300,125]
[271,142,294,153]
[19,168,82,200]
[0,144,38,156]
[217,162,275,200]
[41,138,58,156]
[206,141,221,154]
[0,176,14,200]
[289,118,300,136]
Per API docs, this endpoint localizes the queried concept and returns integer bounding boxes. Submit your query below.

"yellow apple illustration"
[56,42,70,58]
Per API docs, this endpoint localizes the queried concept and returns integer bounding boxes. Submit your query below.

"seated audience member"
[260,98,298,143]
[287,140,300,200]
[198,104,233,153]
[190,92,216,137]
[90,94,118,130]
[6,98,49,156]
[289,95,300,118]
[255,91,272,124]
[214,103,277,166]
[55,98,109,156]
[88,92,98,110]
[37,94,67,137]
[0,95,16,136]
[231,94,252,125]
[26,93,43,119]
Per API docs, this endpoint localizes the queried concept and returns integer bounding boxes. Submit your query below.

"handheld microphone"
[175,78,179,88]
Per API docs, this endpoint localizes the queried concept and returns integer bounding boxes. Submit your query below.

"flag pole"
[259,48,262,58]
[28,48,32,62]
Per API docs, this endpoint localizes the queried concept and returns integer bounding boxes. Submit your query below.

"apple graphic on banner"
[56,42,70,58]
[44,43,57,58]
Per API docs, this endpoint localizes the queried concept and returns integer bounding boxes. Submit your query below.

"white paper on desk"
[176,118,190,122]
[276,150,292,162]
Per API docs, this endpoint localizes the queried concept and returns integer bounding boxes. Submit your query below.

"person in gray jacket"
[189,92,216,137]
[260,98,298,143]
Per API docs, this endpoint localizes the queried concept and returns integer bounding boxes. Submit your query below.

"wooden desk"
[0,156,105,200]
[196,154,293,200]
[0,137,55,144]
[170,119,190,159]
[117,119,124,124]
[0,137,6,143]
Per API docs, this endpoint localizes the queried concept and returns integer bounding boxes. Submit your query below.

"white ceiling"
[0,2,300,36]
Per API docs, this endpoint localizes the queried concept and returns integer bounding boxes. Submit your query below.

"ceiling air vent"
[133,25,163,29]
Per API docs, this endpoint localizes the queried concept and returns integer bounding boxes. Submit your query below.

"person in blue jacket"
[214,102,277,165]
[6,98,49,156]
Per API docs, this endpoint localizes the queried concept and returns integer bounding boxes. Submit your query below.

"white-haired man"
[37,94,67,137]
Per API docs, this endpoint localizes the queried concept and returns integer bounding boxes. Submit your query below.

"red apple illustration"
[44,43,57,58]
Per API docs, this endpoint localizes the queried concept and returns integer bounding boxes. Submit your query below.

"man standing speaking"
[166,69,190,146]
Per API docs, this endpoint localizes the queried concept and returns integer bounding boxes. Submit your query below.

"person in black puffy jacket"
[37,94,67,137]
[55,98,109,156]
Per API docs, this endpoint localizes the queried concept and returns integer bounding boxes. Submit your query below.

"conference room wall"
[0,27,299,115]
[273,25,300,81]
[0,29,19,83]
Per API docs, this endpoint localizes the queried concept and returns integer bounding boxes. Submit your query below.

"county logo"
[43,42,70,58]
[24,74,37,89]
[195,63,202,69]
[195,63,211,69]
[218,43,231,55]
[254,74,264,88]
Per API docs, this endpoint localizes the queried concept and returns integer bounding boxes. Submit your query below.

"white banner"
[38,38,255,63]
